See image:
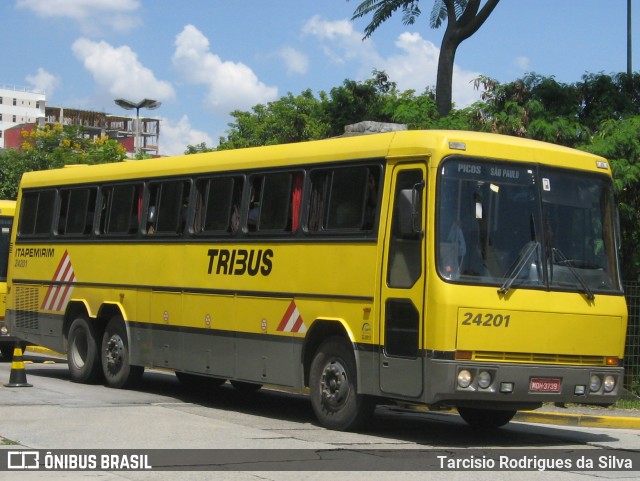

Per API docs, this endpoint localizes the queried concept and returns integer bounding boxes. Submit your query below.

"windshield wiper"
[498,241,539,296]
[551,248,595,301]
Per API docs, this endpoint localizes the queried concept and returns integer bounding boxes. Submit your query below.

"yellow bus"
[0,200,18,359]
[5,130,627,430]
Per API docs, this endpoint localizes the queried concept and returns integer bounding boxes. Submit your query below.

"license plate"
[529,377,561,392]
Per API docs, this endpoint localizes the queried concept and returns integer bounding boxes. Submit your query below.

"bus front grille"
[472,351,608,366]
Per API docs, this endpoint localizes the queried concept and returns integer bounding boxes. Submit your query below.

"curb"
[514,410,640,430]
[25,346,61,356]
[23,346,65,365]
[399,404,640,430]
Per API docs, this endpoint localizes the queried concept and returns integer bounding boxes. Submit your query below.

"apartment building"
[0,85,46,148]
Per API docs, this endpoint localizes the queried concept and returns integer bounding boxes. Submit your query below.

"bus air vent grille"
[15,286,39,330]
[472,351,607,366]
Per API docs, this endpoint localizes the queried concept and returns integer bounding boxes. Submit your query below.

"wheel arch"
[63,301,91,343]
[302,318,356,388]
[97,302,126,323]
[63,301,125,347]
[97,302,130,341]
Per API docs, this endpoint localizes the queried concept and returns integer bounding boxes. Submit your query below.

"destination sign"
[443,159,534,185]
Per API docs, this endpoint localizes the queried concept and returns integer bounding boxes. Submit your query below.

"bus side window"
[18,190,56,238]
[230,179,242,233]
[364,168,379,229]
[388,169,423,288]
[146,184,159,234]
[58,188,96,237]
[98,187,112,234]
[247,172,300,233]
[307,170,330,232]
[247,176,264,232]
[194,176,243,235]
[328,167,369,229]
[147,180,191,236]
[307,165,380,233]
[291,172,303,233]
[99,184,142,236]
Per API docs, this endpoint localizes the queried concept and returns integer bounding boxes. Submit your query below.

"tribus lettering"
[207,248,273,276]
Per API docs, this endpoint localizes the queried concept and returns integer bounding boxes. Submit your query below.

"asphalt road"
[0,352,637,480]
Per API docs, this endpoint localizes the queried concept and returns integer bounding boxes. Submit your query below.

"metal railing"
[624,281,640,394]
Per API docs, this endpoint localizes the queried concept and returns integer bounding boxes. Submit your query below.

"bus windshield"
[437,157,621,295]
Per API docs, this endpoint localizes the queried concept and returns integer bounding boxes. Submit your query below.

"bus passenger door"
[380,164,426,398]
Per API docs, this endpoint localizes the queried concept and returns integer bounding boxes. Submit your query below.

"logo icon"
[7,451,39,469]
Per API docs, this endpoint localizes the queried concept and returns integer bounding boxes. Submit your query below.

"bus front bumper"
[426,359,624,409]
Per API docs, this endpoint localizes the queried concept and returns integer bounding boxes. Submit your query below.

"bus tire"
[68,316,102,383]
[309,336,374,431]
[101,316,143,389]
[457,407,516,429]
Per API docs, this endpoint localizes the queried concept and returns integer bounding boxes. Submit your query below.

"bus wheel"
[457,407,516,429]
[309,337,374,431]
[68,316,102,383]
[230,380,262,393]
[101,316,143,389]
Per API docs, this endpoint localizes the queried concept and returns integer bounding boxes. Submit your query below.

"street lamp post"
[114,98,161,155]
[628,0,633,77]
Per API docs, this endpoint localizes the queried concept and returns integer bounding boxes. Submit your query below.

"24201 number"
[461,312,511,328]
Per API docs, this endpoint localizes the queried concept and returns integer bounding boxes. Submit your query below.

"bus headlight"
[589,375,602,393]
[603,375,616,393]
[477,371,492,389]
[457,369,472,388]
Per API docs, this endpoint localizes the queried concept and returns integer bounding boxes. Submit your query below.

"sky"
[2,0,638,156]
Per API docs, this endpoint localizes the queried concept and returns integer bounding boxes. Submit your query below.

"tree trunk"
[436,0,501,118]
[436,30,461,118]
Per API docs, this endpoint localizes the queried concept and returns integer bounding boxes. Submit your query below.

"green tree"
[18,124,127,166]
[321,76,395,136]
[469,74,588,146]
[0,149,29,200]
[218,71,436,146]
[217,71,475,148]
[351,0,500,117]
[382,88,438,127]
[470,72,640,143]
[577,72,640,130]
[580,117,640,280]
[184,142,215,155]
[217,90,329,150]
